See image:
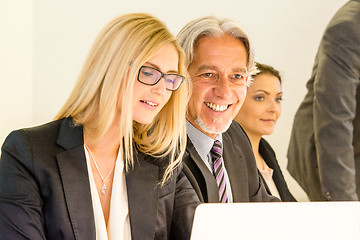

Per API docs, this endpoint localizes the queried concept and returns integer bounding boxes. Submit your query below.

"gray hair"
[177,16,255,76]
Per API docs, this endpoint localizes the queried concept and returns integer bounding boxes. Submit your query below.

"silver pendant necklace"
[85,144,116,194]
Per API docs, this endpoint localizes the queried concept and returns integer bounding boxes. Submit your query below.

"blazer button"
[324,191,332,200]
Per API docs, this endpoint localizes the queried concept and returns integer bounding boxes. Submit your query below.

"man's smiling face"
[186,33,248,138]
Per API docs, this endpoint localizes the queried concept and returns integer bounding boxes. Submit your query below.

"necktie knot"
[210,140,223,163]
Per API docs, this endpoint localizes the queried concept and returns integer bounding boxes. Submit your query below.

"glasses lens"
[138,66,184,91]
[138,66,161,85]
[165,75,184,91]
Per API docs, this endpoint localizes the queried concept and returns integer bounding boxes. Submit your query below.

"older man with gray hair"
[177,16,279,203]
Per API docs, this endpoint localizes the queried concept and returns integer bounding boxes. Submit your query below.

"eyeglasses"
[137,66,185,91]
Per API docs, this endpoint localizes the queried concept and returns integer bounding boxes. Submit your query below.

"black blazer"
[259,138,296,202]
[0,118,199,240]
[183,121,280,203]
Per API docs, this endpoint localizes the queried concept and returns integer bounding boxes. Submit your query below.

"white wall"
[1,0,349,201]
[0,0,33,144]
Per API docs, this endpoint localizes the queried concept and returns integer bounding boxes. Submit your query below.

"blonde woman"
[234,62,296,202]
[0,13,199,239]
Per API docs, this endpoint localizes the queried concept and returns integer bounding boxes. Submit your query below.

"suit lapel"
[126,151,159,240]
[259,138,294,201]
[259,139,280,190]
[222,132,249,202]
[56,118,96,240]
[186,139,219,203]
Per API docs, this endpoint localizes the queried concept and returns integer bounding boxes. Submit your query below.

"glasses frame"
[137,66,185,91]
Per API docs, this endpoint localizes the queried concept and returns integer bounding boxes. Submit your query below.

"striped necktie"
[210,140,228,203]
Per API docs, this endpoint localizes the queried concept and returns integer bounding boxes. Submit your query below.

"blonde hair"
[55,13,190,184]
[177,16,256,84]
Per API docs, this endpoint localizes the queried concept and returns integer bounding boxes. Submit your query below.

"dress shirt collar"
[186,120,222,162]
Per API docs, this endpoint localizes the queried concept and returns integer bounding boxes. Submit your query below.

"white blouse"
[84,146,131,240]
[259,165,281,200]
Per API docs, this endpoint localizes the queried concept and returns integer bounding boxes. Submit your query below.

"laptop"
[190,202,360,240]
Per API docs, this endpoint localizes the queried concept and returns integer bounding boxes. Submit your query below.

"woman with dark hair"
[235,62,296,202]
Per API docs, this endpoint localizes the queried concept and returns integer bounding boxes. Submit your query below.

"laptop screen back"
[190,202,360,240]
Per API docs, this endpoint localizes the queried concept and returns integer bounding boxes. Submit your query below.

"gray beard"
[194,117,232,135]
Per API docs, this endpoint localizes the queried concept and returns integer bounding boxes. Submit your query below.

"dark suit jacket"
[259,138,296,202]
[0,118,199,240]
[183,121,280,203]
[287,0,360,200]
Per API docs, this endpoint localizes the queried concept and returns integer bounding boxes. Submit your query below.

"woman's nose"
[152,76,167,95]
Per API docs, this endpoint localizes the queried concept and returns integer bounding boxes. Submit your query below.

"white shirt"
[84,146,131,240]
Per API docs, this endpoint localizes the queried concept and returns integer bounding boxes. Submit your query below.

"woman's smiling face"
[132,44,179,124]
